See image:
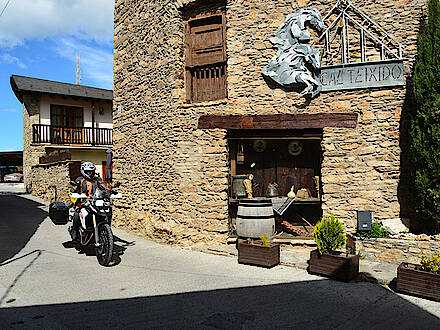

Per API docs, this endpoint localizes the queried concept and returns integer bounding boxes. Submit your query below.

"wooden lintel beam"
[198,113,358,130]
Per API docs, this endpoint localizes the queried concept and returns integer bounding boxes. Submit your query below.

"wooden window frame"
[185,11,227,103]
[50,104,84,144]
[50,104,84,128]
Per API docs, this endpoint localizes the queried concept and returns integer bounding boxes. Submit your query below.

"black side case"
[49,202,69,225]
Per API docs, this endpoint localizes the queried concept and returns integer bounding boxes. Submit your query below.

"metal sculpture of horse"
[262,8,324,98]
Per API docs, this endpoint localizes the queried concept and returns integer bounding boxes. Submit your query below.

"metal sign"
[319,59,404,92]
[262,1,405,96]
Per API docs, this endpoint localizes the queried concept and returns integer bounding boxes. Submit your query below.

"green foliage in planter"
[261,234,270,247]
[313,214,346,255]
[357,221,390,239]
[421,252,440,274]
[409,0,440,233]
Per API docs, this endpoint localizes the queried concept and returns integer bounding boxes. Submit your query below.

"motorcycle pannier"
[49,202,69,225]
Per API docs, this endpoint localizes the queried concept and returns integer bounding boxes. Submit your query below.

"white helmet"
[81,162,96,180]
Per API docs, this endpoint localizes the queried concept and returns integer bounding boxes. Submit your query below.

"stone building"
[113,0,424,246]
[11,75,113,203]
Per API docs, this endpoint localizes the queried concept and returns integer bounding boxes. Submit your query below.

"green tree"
[410,0,440,233]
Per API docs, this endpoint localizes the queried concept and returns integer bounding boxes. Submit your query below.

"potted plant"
[396,252,440,301]
[356,221,390,239]
[309,214,359,282]
[237,235,280,268]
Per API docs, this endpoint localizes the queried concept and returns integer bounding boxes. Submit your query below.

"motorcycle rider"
[69,162,106,242]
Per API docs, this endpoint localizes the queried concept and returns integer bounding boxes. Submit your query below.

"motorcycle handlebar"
[110,193,122,199]
[70,193,88,199]
[69,192,122,199]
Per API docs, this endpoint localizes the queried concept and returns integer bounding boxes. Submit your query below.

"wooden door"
[66,107,83,144]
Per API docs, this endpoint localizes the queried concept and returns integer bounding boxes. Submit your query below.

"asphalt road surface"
[0,194,439,329]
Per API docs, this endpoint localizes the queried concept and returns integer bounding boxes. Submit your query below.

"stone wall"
[23,103,45,192]
[348,234,440,265]
[29,161,74,205]
[113,0,426,245]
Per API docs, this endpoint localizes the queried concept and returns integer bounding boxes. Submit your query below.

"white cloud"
[55,37,113,89]
[0,0,114,48]
[1,108,17,113]
[1,53,26,68]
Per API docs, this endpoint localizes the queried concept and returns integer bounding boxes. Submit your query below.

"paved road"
[0,194,47,264]
[0,183,25,195]
[0,195,439,329]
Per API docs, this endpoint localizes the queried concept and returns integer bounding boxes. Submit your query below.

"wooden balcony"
[32,124,112,146]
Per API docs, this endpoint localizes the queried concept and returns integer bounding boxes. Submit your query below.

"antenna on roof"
[76,52,81,85]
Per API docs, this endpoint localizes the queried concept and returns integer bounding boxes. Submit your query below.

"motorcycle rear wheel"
[96,223,113,266]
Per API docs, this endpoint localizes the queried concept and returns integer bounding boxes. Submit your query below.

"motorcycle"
[68,182,122,266]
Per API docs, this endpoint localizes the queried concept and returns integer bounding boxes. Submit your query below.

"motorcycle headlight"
[95,200,104,207]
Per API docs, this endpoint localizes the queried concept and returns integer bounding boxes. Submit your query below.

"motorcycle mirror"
[113,182,121,188]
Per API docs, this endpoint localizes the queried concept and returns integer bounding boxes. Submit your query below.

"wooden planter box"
[396,262,440,301]
[309,250,359,282]
[237,241,280,268]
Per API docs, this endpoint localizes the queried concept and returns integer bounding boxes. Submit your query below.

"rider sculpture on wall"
[262,8,324,98]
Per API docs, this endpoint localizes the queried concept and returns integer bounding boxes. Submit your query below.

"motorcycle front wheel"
[96,223,114,266]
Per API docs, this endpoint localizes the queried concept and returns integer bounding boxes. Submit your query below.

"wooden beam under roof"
[198,113,358,130]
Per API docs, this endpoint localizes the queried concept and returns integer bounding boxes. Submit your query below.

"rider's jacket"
[71,176,106,208]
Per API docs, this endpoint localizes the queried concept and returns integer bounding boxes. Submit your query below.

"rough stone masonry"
[113,0,425,246]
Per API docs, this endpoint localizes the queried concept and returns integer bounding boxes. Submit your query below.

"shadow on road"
[0,195,47,264]
[0,250,42,305]
[61,234,135,267]
[112,235,135,266]
[0,279,439,329]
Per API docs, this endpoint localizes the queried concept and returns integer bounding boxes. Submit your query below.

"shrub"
[357,221,390,239]
[313,214,346,255]
[420,252,440,274]
[409,0,440,233]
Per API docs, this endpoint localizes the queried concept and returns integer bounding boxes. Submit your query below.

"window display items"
[232,175,249,198]
[243,174,254,199]
[237,144,245,165]
[296,188,311,199]
[287,186,296,199]
[253,140,267,152]
[266,182,279,197]
[288,140,303,156]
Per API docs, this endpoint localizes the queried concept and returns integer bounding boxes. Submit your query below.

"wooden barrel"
[236,198,275,239]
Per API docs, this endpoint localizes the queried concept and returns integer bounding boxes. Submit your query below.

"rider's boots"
[70,211,80,243]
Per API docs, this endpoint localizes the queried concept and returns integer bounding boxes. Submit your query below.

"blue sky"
[0,0,114,151]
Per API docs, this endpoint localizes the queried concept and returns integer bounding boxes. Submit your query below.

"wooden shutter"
[190,64,227,102]
[186,13,226,68]
[185,12,227,103]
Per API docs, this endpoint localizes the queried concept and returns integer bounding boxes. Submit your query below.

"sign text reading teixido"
[319,59,404,92]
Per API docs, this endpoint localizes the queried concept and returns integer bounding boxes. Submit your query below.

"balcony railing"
[32,124,112,146]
